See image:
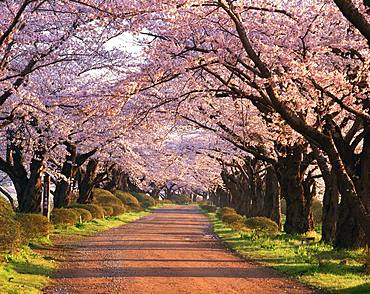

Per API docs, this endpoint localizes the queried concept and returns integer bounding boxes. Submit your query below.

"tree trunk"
[277,144,314,234]
[77,159,99,204]
[313,147,339,243]
[17,155,44,213]
[217,186,230,207]
[54,144,97,208]
[263,166,281,227]
[54,144,77,208]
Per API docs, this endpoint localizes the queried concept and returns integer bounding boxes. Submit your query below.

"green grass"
[52,210,150,237]
[0,246,55,294]
[208,213,370,294]
[0,209,154,294]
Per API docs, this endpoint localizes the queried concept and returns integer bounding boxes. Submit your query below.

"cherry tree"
[121,0,369,248]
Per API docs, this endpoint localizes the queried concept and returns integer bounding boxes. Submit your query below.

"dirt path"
[44,205,317,294]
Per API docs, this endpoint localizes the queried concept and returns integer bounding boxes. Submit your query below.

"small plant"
[102,206,114,216]
[51,208,79,226]
[0,198,23,253]
[131,192,156,208]
[70,203,105,219]
[216,207,237,218]
[222,213,244,225]
[110,204,126,216]
[16,213,53,240]
[68,208,92,222]
[92,188,124,207]
[114,190,142,211]
[244,217,279,235]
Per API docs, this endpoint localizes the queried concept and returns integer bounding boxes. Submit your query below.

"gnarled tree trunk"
[276,144,314,234]
[263,166,281,228]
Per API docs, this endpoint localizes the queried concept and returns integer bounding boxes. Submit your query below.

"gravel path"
[43,205,317,294]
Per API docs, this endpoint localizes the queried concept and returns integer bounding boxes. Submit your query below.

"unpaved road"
[44,206,317,294]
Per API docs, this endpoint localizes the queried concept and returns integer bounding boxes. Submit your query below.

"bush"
[114,190,142,211]
[244,217,279,235]
[102,206,114,217]
[131,192,156,208]
[217,207,237,218]
[92,188,123,206]
[222,213,245,225]
[159,199,173,204]
[16,213,53,240]
[68,207,92,222]
[51,208,79,226]
[199,204,217,212]
[170,194,191,205]
[110,204,126,216]
[311,198,323,223]
[0,198,23,252]
[70,203,105,219]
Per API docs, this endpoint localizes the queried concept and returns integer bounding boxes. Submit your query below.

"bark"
[333,0,370,44]
[263,166,282,227]
[103,167,130,192]
[217,186,230,207]
[77,160,97,204]
[53,143,97,208]
[53,143,77,208]
[313,148,339,243]
[276,144,314,234]
[77,159,106,204]
[325,140,370,248]
[221,167,248,214]
[0,141,45,213]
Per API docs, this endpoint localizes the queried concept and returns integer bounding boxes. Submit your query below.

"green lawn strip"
[0,246,55,294]
[52,210,150,237]
[0,207,157,294]
[207,213,370,294]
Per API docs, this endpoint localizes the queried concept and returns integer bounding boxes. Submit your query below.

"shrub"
[16,213,53,240]
[311,198,323,223]
[70,203,105,219]
[51,208,79,226]
[110,204,126,216]
[170,194,191,205]
[102,206,114,216]
[114,190,142,211]
[159,199,173,204]
[68,207,92,222]
[92,188,123,207]
[199,204,217,212]
[0,198,22,252]
[131,192,156,208]
[222,213,245,225]
[244,217,279,235]
[217,207,237,218]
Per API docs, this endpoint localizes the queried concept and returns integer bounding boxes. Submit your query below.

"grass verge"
[208,212,370,294]
[0,208,153,294]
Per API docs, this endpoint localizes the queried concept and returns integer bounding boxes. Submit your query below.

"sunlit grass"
[0,246,54,294]
[0,208,155,293]
[52,210,150,237]
[208,213,370,293]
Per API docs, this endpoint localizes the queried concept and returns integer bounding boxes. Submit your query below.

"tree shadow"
[54,266,277,279]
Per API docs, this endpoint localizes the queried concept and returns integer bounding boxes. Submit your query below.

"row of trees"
[119,0,369,249]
